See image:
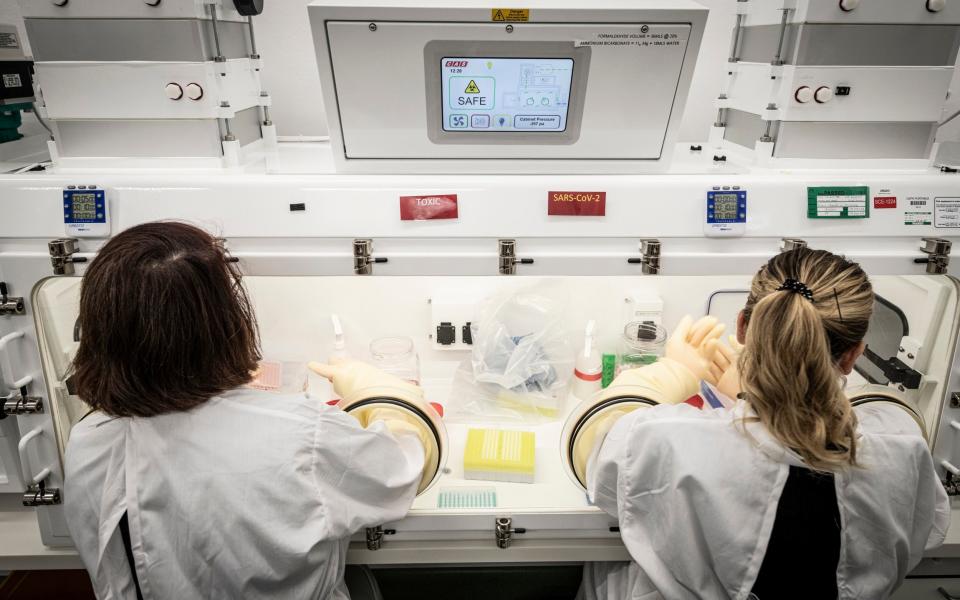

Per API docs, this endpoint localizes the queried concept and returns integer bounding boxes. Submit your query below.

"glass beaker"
[618,321,667,374]
[370,336,421,385]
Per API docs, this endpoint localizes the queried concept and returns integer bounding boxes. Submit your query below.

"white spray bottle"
[327,314,349,403]
[572,320,603,401]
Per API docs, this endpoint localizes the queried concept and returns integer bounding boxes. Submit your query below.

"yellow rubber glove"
[598,357,702,405]
[308,357,423,403]
[310,359,437,493]
[665,315,724,385]
[353,405,434,471]
[712,335,744,400]
[571,407,634,487]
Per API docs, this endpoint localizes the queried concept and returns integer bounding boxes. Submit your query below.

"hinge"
[0,282,25,316]
[48,238,86,276]
[780,238,808,252]
[364,525,396,550]
[498,239,534,275]
[22,481,61,507]
[353,239,388,275]
[918,238,952,275]
[627,239,661,274]
[495,517,526,549]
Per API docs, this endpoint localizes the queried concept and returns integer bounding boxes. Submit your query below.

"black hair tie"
[776,278,814,301]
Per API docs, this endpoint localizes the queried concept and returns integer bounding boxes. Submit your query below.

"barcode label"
[2,73,22,88]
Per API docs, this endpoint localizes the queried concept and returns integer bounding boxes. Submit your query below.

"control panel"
[63,186,110,238]
[704,187,747,237]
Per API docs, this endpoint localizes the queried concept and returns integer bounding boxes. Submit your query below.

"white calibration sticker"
[2,73,22,88]
[935,197,960,228]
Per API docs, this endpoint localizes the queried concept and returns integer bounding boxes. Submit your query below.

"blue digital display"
[707,190,747,224]
[63,188,106,224]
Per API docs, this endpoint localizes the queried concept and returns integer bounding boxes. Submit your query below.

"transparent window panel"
[32,274,959,515]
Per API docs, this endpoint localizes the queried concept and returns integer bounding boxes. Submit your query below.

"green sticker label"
[807,186,870,219]
[905,212,932,226]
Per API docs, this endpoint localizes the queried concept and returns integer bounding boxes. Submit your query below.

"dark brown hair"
[73,222,260,417]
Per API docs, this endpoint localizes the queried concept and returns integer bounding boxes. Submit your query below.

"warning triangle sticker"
[465,80,481,94]
[493,9,505,21]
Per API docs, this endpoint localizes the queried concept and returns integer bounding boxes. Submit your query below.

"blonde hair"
[739,248,873,471]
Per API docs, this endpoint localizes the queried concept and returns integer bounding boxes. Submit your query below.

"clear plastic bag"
[446,284,574,423]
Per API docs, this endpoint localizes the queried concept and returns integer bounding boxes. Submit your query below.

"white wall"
[3,1,959,143]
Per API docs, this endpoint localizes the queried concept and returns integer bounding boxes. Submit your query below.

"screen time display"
[441,57,574,132]
[71,193,97,220]
[713,194,739,221]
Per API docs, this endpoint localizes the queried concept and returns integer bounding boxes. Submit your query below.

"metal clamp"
[917,238,952,274]
[498,239,534,275]
[353,239,388,275]
[214,237,240,263]
[23,483,60,507]
[495,517,526,549]
[0,282,25,316]
[364,525,396,550]
[627,239,661,275]
[780,238,808,252]
[48,238,85,275]
[942,461,960,496]
[3,390,42,415]
[18,427,60,505]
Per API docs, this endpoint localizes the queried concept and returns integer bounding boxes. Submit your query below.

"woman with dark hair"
[65,222,429,599]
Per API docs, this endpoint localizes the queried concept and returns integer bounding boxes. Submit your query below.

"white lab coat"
[64,387,425,600]
[580,400,951,600]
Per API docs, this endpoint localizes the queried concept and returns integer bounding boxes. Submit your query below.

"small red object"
[548,191,607,216]
[400,194,459,220]
[429,402,444,418]
[684,395,705,409]
[874,197,897,209]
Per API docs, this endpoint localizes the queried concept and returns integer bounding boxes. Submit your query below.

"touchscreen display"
[441,57,574,132]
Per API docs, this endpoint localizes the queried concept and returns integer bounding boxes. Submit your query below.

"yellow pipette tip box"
[463,428,536,484]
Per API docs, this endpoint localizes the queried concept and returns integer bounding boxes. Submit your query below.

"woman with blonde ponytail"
[578,248,949,600]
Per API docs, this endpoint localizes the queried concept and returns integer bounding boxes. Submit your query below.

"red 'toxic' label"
[874,197,897,209]
[548,191,607,216]
[399,194,459,221]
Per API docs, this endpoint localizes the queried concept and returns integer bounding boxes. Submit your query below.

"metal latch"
[498,239,534,275]
[627,239,661,275]
[495,517,526,549]
[780,238,808,252]
[364,525,396,550]
[3,390,43,415]
[48,238,86,275]
[353,239,388,275]
[917,238,952,274]
[0,282,24,316]
[23,482,61,507]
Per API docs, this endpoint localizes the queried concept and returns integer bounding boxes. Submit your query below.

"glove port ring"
[345,397,446,494]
